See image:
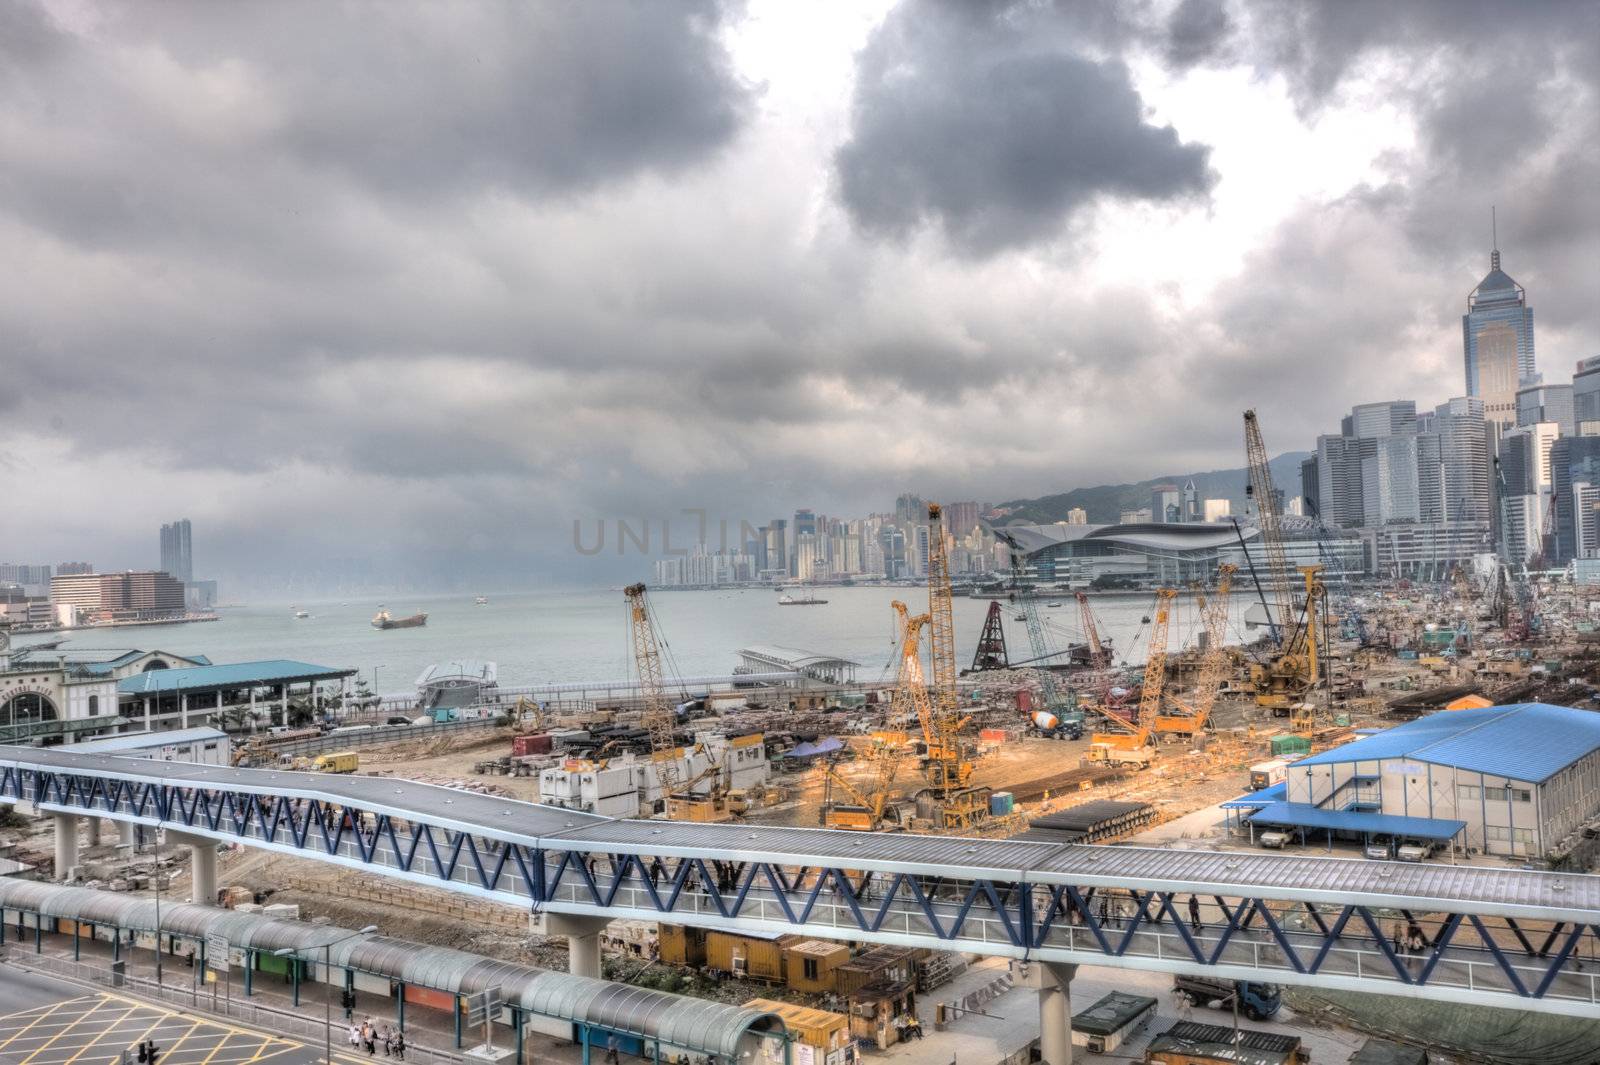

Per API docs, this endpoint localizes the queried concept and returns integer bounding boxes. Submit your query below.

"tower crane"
[820,601,922,831]
[1155,564,1236,738]
[1242,410,1324,709]
[1086,588,1176,767]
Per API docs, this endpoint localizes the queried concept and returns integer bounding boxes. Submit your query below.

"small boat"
[372,609,428,630]
[475,596,488,605]
[293,608,309,619]
[779,592,828,605]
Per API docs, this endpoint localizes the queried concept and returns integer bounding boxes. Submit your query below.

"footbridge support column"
[1037,962,1077,1065]
[52,812,79,882]
[537,914,610,979]
[168,831,218,904]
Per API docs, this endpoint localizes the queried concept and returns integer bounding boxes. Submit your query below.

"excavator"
[1241,410,1324,713]
[819,601,922,831]
[1085,588,1176,768]
[1154,564,1236,739]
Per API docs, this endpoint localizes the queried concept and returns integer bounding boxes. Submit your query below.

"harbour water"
[15,587,1256,695]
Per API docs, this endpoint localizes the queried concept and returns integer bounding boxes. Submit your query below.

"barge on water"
[372,608,427,629]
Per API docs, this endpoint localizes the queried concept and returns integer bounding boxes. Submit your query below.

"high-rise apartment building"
[1064,507,1088,525]
[55,562,93,576]
[159,519,194,583]
[944,501,981,537]
[1350,400,1418,438]
[763,520,787,580]
[1203,499,1231,522]
[1463,246,1535,427]
[1361,435,1422,525]
[1150,485,1180,523]
[1550,436,1600,561]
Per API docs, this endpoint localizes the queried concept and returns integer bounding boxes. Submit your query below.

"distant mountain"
[993,452,1313,526]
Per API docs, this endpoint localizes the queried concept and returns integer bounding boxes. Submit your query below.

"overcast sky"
[2,0,1596,590]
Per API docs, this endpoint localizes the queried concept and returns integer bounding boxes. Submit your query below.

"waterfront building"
[49,570,185,622]
[1358,520,1491,580]
[0,564,52,596]
[55,562,93,576]
[159,519,194,583]
[1463,246,1536,426]
[1118,507,1153,525]
[1181,479,1199,522]
[1203,499,1231,522]
[764,520,787,581]
[1517,381,1574,437]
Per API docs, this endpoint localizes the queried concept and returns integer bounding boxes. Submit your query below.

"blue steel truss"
[4,760,1599,1017]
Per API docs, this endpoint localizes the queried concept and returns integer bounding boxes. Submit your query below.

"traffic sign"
[205,933,229,972]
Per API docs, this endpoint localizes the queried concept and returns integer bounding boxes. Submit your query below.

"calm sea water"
[28,587,1253,696]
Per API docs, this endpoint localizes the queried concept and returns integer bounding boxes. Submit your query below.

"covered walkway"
[118,660,357,731]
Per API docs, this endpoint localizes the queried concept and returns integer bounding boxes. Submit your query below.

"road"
[0,968,335,1065]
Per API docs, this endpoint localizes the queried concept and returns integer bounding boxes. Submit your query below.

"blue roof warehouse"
[1253,704,1600,862]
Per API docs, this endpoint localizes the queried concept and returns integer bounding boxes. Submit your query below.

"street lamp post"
[275,924,377,1065]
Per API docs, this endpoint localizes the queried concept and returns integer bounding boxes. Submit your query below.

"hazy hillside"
[994,452,1312,525]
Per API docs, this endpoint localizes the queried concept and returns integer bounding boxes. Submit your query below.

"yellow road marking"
[17,996,131,1065]
[57,1002,145,1065]
[0,998,86,1051]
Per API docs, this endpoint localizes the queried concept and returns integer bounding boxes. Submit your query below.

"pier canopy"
[117,659,357,730]
[737,645,859,685]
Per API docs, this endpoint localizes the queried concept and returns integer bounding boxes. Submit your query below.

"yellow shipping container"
[744,999,849,1063]
[706,930,799,982]
[784,939,851,994]
[657,924,706,967]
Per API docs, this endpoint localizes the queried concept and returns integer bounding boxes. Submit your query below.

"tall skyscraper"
[1463,241,1535,427]
[1516,381,1574,437]
[1150,484,1180,523]
[159,519,193,583]
[1435,398,1491,523]
[1573,357,1600,432]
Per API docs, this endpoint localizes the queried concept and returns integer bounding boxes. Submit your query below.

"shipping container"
[1249,760,1291,789]
[705,930,797,982]
[1268,734,1311,757]
[979,728,1009,742]
[784,940,851,994]
[657,924,706,967]
[744,999,850,1065]
[512,734,553,757]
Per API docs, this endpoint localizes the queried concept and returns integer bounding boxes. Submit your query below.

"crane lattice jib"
[891,600,937,753]
[1020,595,1065,712]
[1187,565,1236,725]
[624,583,680,797]
[1137,589,1178,732]
[1076,592,1109,669]
[925,504,960,733]
[1244,410,1296,648]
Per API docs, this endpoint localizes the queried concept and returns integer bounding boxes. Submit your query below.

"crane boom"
[1244,410,1296,647]
[1159,565,1236,735]
[1135,588,1178,734]
[924,504,971,792]
[624,583,680,799]
[825,603,921,830]
[1076,592,1111,670]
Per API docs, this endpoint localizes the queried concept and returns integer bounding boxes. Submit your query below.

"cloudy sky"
[2,0,1596,590]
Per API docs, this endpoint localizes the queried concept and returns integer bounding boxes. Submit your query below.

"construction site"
[7,411,1600,1065]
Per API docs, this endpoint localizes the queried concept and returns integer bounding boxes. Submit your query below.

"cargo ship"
[778,591,827,605]
[372,608,427,630]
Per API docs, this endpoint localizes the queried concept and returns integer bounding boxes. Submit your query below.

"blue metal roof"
[1249,802,1466,841]
[1221,781,1286,808]
[119,660,355,694]
[1291,703,1600,784]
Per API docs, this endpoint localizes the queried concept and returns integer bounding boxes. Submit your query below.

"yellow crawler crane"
[624,583,691,811]
[1086,588,1176,767]
[821,601,923,831]
[1156,564,1236,738]
[1242,410,1324,710]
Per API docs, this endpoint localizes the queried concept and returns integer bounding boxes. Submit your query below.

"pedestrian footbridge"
[4,744,1598,1037]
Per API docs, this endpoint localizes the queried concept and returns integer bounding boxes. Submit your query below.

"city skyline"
[0,1,1595,590]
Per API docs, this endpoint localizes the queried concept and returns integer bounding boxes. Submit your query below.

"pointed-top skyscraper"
[1463,217,1535,427]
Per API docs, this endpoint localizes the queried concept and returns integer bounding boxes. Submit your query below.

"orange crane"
[1156,564,1236,738]
[1086,588,1176,767]
[821,601,921,831]
[1076,592,1112,670]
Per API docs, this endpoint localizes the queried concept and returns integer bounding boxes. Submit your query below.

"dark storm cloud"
[834,0,1216,256]
[1163,0,1234,68]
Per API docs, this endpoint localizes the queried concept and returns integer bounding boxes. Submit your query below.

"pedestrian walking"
[349,1023,361,1050]
[1096,897,1108,926]
[1188,895,1202,933]
[393,1032,406,1062]
[604,1033,620,1064]
[382,1027,393,1058]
